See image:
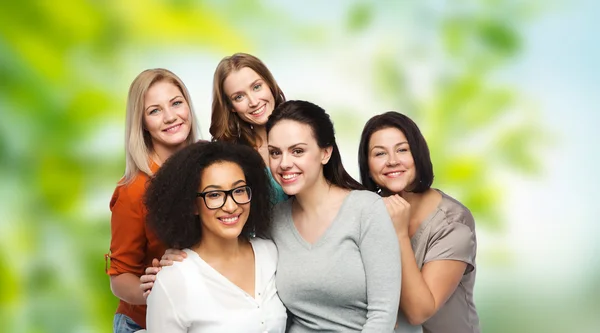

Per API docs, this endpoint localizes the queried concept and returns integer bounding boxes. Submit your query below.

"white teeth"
[220,216,238,223]
[250,105,265,115]
[387,171,402,176]
[282,174,298,180]
[165,124,181,132]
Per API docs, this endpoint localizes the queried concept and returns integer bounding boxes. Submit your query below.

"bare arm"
[110,273,147,305]
[397,234,467,325]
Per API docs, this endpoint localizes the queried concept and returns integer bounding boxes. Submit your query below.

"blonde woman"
[106,68,200,333]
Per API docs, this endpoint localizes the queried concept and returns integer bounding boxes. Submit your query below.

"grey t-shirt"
[271,190,401,333]
[412,190,480,333]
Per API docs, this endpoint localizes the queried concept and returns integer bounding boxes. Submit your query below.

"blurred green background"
[1,0,598,332]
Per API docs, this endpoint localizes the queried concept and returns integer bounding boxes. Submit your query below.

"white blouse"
[146,238,287,333]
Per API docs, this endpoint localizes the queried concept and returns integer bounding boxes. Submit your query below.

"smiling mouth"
[384,171,404,177]
[218,215,240,225]
[250,105,266,116]
[280,173,300,183]
[163,123,182,133]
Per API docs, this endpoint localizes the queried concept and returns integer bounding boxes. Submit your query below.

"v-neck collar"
[185,240,261,301]
[286,191,355,250]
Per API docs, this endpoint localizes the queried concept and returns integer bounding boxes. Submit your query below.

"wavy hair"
[209,53,285,148]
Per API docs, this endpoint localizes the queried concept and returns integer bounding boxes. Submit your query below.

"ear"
[193,201,199,215]
[321,146,333,165]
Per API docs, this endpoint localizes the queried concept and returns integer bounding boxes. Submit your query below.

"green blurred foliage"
[0,0,585,332]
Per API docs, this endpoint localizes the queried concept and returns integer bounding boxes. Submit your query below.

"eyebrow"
[229,79,263,99]
[268,143,308,150]
[145,95,184,112]
[201,179,246,192]
[370,141,409,151]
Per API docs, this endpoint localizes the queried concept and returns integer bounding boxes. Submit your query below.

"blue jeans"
[113,313,143,333]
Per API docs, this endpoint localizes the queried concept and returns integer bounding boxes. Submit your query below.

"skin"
[223,67,276,163]
[267,120,349,245]
[368,127,468,325]
[193,162,255,296]
[110,80,192,305]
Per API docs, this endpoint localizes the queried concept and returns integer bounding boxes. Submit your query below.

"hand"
[140,258,160,299]
[160,248,187,266]
[383,194,410,237]
[140,249,187,299]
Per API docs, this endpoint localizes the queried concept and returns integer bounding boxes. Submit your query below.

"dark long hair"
[266,100,364,191]
[145,141,273,249]
[358,111,433,194]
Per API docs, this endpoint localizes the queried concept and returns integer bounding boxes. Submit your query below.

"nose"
[386,155,399,167]
[247,92,259,107]
[163,106,177,123]
[221,193,238,212]
[279,152,292,170]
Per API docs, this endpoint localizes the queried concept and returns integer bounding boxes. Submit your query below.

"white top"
[146,238,287,333]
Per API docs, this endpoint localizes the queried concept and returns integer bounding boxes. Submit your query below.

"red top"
[107,161,166,328]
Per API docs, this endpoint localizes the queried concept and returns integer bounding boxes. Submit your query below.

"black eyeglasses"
[196,185,252,210]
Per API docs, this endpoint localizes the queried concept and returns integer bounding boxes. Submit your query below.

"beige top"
[411,190,480,333]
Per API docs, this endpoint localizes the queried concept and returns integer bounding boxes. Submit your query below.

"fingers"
[161,249,187,265]
[152,258,160,268]
[142,285,153,300]
[145,266,161,276]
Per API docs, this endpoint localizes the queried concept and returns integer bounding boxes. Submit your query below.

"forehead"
[369,127,407,148]
[144,80,181,104]
[223,67,263,94]
[200,161,246,187]
[268,120,316,147]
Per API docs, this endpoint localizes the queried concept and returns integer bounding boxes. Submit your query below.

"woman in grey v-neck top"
[358,112,480,333]
[271,191,401,333]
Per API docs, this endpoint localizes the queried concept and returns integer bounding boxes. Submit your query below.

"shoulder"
[251,238,278,266]
[110,171,151,209]
[156,249,197,286]
[436,190,475,230]
[340,190,384,211]
[272,198,292,218]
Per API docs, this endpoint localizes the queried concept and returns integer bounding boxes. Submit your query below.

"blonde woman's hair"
[209,53,285,148]
[121,68,200,185]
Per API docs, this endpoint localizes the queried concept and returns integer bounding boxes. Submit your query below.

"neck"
[294,174,334,214]
[151,142,186,166]
[254,126,267,147]
[193,234,246,260]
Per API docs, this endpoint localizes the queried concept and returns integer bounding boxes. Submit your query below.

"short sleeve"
[107,182,147,276]
[146,265,187,332]
[424,222,476,274]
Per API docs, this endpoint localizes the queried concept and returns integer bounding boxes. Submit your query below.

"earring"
[249,223,256,238]
[375,186,382,195]
[236,120,241,139]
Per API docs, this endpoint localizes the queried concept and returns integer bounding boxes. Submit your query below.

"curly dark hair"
[144,141,273,249]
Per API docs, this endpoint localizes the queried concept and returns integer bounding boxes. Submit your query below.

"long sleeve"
[359,197,401,333]
[108,182,147,276]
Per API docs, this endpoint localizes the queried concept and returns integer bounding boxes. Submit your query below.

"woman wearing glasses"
[144,141,287,332]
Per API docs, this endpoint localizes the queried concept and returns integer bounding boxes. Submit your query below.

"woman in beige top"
[358,111,481,333]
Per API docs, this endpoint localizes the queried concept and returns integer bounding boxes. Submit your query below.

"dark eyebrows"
[369,141,408,152]
[268,143,307,150]
[201,179,246,192]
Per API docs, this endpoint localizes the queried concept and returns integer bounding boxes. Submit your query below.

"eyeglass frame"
[196,185,252,210]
